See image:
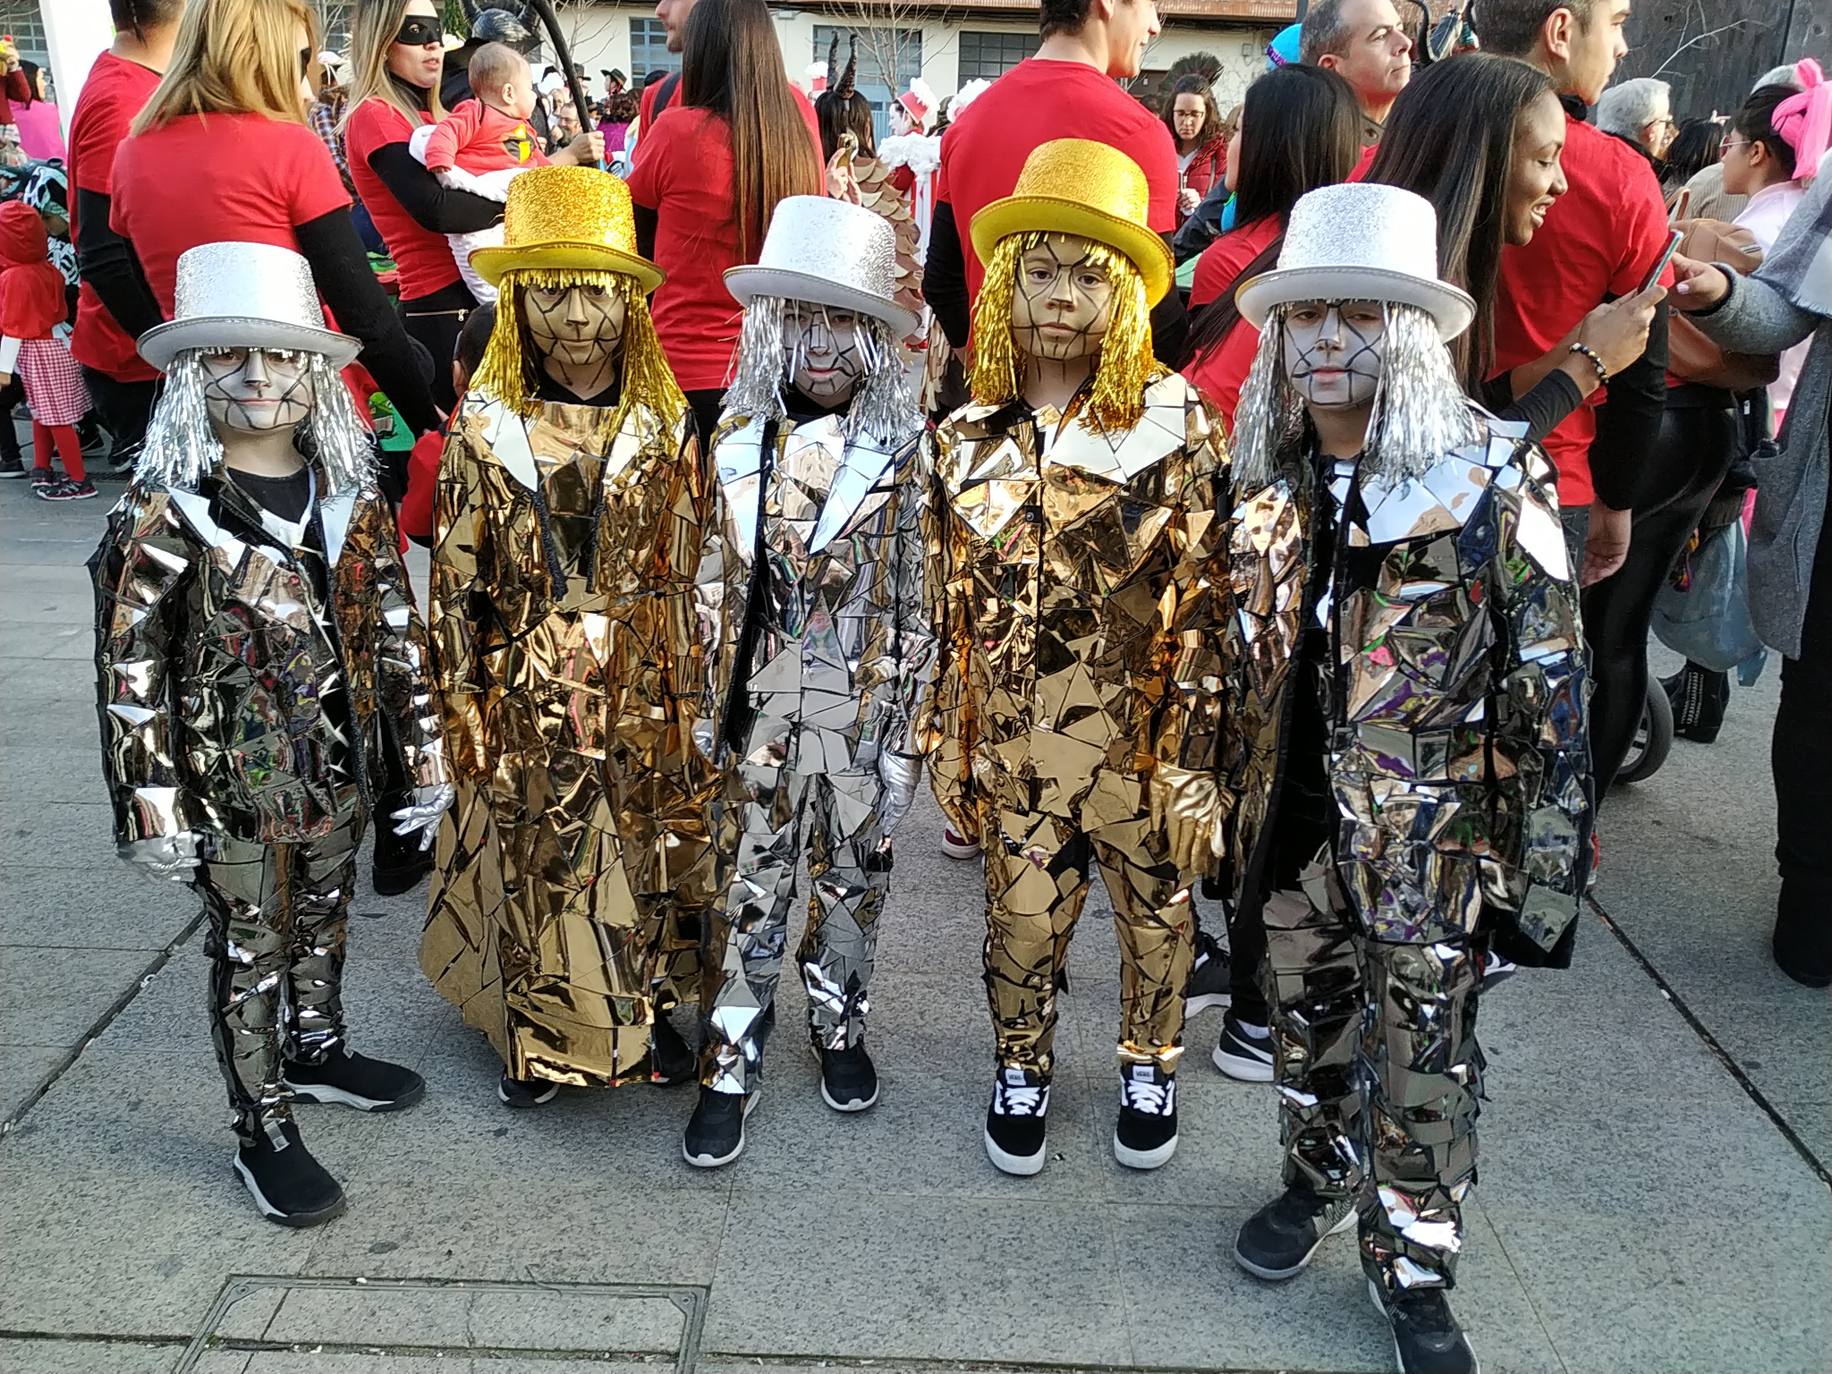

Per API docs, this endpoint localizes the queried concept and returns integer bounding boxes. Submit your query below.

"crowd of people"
[3,1,1820,1373]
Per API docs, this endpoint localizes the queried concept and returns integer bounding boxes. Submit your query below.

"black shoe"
[284,1048,425,1112]
[0,452,22,478]
[983,1066,1050,1176]
[1233,1185,1357,1280]
[816,1039,880,1112]
[37,477,93,501]
[1186,929,1232,1015]
[682,1086,757,1168]
[1368,1279,1479,1374]
[234,1120,347,1228]
[28,467,52,489]
[1211,1010,1275,1082]
[498,1072,559,1108]
[1773,906,1832,988]
[370,819,434,896]
[652,1013,695,1085]
[1663,664,1728,745]
[1113,1062,1178,1169]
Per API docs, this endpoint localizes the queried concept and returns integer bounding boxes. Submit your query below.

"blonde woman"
[108,0,440,440]
[343,0,599,409]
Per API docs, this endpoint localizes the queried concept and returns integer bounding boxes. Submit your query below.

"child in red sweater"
[0,201,91,499]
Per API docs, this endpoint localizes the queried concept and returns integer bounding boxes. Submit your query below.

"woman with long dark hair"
[1662,116,1724,204]
[1162,74,1228,225]
[627,0,823,441]
[1181,64,1359,431]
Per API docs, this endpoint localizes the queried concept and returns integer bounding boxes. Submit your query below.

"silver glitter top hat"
[1235,184,1476,341]
[725,196,920,339]
[138,242,361,372]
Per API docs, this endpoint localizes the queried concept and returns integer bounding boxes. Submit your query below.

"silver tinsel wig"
[137,349,379,498]
[1232,302,1485,491]
[723,296,916,447]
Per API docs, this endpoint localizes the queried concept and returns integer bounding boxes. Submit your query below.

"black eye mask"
[393,17,441,48]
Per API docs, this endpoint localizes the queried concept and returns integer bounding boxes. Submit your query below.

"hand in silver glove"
[120,831,204,882]
[877,749,924,837]
[391,783,456,852]
[1148,762,1230,876]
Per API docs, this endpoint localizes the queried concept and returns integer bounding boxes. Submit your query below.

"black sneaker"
[816,1039,880,1112]
[0,452,23,478]
[652,1013,695,1085]
[284,1048,426,1111]
[35,477,82,501]
[370,818,435,896]
[234,1120,347,1228]
[983,1066,1050,1176]
[28,467,52,489]
[1663,664,1728,745]
[1367,1278,1480,1374]
[1187,929,1232,1015]
[57,478,99,500]
[498,1072,559,1108]
[1233,1185,1357,1280]
[1113,1062,1178,1169]
[1212,1010,1276,1082]
[682,1086,757,1168]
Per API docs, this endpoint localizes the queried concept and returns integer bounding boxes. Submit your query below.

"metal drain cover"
[175,1275,707,1372]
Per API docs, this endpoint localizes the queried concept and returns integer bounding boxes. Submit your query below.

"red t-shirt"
[626,101,821,393]
[1493,116,1672,507]
[112,113,349,314]
[67,51,163,382]
[1184,217,1281,434]
[935,59,1178,301]
[400,427,445,544]
[346,97,465,302]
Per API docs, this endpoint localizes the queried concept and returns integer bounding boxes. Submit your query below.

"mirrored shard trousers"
[1262,870,1482,1293]
[192,811,365,1144]
[701,736,890,1097]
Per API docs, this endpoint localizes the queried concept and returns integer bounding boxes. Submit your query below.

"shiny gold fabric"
[925,372,1232,1077]
[421,393,719,1087]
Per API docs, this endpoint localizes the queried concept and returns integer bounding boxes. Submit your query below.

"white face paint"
[201,347,316,436]
[1011,232,1113,363]
[1280,299,1387,409]
[783,302,864,406]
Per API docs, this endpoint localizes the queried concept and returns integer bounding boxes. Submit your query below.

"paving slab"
[0,1337,186,1373]
[0,943,162,1049]
[1,1043,68,1120]
[0,864,194,950]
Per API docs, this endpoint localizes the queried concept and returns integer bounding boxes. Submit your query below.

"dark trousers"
[1773,509,1832,970]
[685,388,725,451]
[401,281,477,414]
[0,373,23,465]
[81,367,157,469]
[1582,400,1739,791]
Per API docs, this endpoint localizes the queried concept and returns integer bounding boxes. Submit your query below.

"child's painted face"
[782,302,863,405]
[522,280,625,369]
[200,347,316,435]
[1280,300,1387,410]
[1010,233,1112,363]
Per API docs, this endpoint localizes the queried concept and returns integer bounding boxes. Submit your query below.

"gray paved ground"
[2,475,1828,1374]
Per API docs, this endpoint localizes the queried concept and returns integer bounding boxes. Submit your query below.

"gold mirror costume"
[419,167,718,1089]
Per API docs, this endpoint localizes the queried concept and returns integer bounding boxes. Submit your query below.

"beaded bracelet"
[1568,341,1611,385]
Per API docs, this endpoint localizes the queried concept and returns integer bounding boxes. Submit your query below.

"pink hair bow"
[1775,58,1830,180]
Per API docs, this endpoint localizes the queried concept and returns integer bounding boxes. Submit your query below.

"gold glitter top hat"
[970,139,1174,305]
[470,166,664,291]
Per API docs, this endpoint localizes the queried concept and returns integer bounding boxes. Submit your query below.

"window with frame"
[0,2,48,67]
[812,25,921,145]
[316,1,354,50]
[956,30,1029,83]
[630,18,679,86]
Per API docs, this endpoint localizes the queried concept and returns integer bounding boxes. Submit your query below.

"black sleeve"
[1589,301,1669,510]
[1483,367,1585,445]
[75,187,164,341]
[1173,182,1229,264]
[364,143,504,235]
[923,201,971,349]
[633,203,657,263]
[1150,266,1190,372]
[293,208,441,437]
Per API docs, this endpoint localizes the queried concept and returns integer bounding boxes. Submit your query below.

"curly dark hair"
[1161,74,1221,152]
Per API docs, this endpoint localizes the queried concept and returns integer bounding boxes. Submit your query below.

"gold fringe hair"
[968,230,1163,433]
[472,267,687,425]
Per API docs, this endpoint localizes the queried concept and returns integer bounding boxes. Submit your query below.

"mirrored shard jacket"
[1224,415,1595,967]
[91,475,447,846]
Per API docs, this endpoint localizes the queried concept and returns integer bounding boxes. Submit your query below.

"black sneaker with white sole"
[498,1072,559,1108]
[284,1048,425,1111]
[1233,1185,1357,1280]
[652,1013,695,1085]
[1113,1062,1178,1169]
[234,1120,346,1227]
[816,1039,879,1111]
[682,1087,757,1168]
[1212,1010,1276,1082]
[1367,1278,1479,1374]
[0,452,23,478]
[1186,930,1232,1015]
[983,1065,1050,1175]
[41,478,98,501]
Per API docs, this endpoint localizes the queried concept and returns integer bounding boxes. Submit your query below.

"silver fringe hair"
[1232,302,1485,490]
[137,349,379,498]
[723,296,917,447]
